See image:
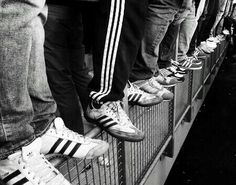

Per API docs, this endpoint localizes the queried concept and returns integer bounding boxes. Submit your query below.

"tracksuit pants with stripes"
[89,0,149,103]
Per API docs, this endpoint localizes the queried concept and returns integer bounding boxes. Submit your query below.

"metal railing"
[51,39,229,185]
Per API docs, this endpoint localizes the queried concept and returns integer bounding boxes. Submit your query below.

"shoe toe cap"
[85,140,109,159]
[162,92,174,101]
[110,127,145,142]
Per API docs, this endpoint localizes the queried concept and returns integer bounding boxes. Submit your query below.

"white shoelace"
[103,101,126,126]
[128,82,144,96]
[19,153,61,185]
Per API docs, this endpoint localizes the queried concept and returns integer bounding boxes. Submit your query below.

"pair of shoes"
[0,117,110,185]
[127,81,163,106]
[85,101,145,142]
[133,77,174,101]
[0,138,71,185]
[85,82,164,142]
[177,57,203,70]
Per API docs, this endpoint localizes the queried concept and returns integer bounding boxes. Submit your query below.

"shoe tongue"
[22,138,42,160]
[53,117,65,130]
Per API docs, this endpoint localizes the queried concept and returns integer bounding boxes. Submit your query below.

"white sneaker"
[208,37,221,43]
[85,101,145,142]
[41,118,109,159]
[206,40,217,49]
[222,29,230,35]
[134,77,174,101]
[127,81,163,106]
[0,138,70,185]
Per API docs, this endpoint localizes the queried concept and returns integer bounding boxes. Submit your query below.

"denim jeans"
[44,5,91,134]
[129,4,179,82]
[178,3,197,60]
[158,5,196,67]
[0,0,57,160]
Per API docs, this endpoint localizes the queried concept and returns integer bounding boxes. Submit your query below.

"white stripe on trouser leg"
[89,0,117,100]
[90,0,125,102]
[92,0,125,100]
[97,0,125,101]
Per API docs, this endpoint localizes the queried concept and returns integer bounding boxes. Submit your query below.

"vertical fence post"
[117,86,132,185]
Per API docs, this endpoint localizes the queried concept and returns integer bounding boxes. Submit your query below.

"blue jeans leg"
[130,5,178,81]
[159,7,192,64]
[178,4,197,61]
[0,1,56,159]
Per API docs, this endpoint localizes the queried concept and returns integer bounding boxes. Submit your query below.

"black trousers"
[44,5,91,134]
[188,0,219,53]
[89,0,148,103]
[197,0,219,43]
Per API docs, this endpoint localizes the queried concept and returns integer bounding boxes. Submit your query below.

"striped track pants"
[89,0,149,103]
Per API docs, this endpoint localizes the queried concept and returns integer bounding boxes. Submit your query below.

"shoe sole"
[162,84,176,88]
[129,99,163,107]
[188,66,203,70]
[181,66,203,71]
[163,99,173,102]
[84,114,145,142]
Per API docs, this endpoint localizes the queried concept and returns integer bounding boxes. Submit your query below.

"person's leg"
[44,5,88,134]
[89,0,149,102]
[159,6,193,64]
[158,7,190,71]
[159,23,180,68]
[198,0,218,42]
[68,11,91,113]
[86,0,151,142]
[0,0,56,160]
[129,4,178,82]
[130,4,179,100]
[178,3,198,61]
[0,1,73,184]
[188,0,209,54]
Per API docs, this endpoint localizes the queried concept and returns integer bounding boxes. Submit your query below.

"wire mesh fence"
[127,101,172,185]
[58,132,120,185]
[53,39,229,185]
